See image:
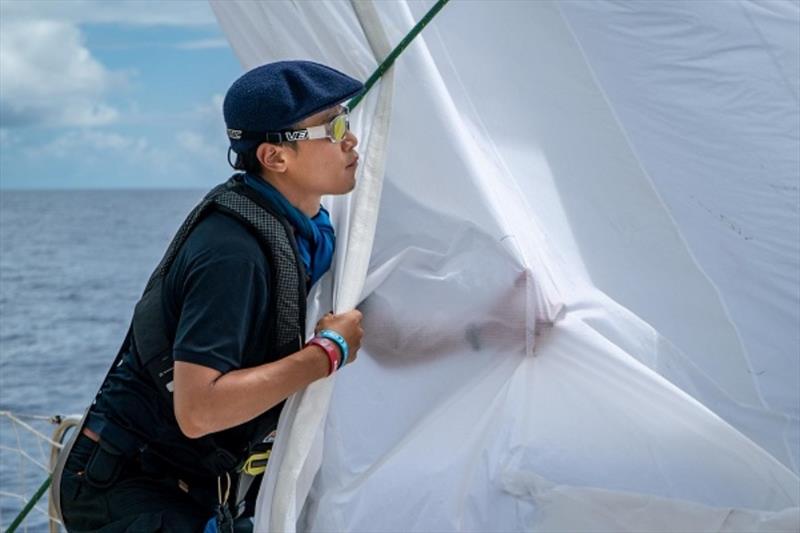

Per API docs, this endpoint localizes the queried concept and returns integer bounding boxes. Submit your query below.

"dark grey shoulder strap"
[134,177,305,388]
[213,189,303,349]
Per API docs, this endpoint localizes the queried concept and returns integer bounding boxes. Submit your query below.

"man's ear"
[257,143,290,173]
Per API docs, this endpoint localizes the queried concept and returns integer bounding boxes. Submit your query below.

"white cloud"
[0,0,224,129]
[26,92,229,166]
[176,94,229,160]
[0,19,124,127]
[25,130,177,178]
[192,94,226,121]
[0,0,216,27]
[177,131,214,157]
[32,131,150,158]
[0,1,232,188]
[176,38,229,50]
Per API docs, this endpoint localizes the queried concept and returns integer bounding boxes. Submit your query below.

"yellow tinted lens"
[331,114,347,141]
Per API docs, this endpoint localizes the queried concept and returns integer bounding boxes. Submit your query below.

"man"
[56,60,365,532]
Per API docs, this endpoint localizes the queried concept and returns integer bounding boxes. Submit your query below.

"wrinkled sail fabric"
[210,0,800,531]
[554,0,800,474]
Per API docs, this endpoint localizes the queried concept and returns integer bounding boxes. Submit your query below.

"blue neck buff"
[243,173,335,288]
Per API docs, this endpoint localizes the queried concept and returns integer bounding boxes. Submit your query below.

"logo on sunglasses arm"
[284,131,309,141]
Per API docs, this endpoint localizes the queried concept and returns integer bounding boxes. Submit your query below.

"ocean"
[0,189,206,530]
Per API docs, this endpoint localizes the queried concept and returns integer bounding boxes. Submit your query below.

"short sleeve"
[172,255,269,374]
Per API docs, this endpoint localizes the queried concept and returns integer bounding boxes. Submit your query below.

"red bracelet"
[306,337,340,376]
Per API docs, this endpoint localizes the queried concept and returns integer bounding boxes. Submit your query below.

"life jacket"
[52,173,308,520]
[130,173,307,473]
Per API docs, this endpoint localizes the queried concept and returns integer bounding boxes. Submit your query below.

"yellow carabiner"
[241,450,271,476]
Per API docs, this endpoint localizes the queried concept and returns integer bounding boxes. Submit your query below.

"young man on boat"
[56,60,365,532]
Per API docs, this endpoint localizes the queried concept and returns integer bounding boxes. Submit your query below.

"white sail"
[210,1,800,531]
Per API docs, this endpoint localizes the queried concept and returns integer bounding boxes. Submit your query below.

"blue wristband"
[319,329,349,367]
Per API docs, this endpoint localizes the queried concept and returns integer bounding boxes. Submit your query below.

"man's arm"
[173,309,363,439]
[173,345,328,439]
[168,223,363,439]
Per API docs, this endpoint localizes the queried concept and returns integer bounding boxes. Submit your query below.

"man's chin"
[326,182,356,197]
[342,173,357,193]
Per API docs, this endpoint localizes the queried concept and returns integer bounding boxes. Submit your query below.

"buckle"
[241,450,271,476]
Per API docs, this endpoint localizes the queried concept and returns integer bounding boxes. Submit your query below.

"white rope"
[0,445,51,474]
[0,491,29,503]
[0,411,56,422]
[267,2,395,530]
[1,412,64,449]
[0,492,53,517]
[0,491,54,523]
[11,415,28,508]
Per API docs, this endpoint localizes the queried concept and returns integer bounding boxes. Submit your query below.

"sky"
[0,0,244,189]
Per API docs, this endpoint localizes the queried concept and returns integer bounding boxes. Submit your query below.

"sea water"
[0,189,205,530]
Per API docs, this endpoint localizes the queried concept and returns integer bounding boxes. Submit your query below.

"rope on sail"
[347,0,450,111]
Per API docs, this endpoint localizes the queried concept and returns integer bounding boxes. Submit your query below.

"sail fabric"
[556,0,800,473]
[253,2,399,529]
[210,1,800,531]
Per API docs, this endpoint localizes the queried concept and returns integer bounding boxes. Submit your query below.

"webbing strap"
[347,0,450,110]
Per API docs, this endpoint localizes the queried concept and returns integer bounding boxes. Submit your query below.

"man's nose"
[343,130,358,150]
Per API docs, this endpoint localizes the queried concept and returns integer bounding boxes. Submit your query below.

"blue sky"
[0,0,243,189]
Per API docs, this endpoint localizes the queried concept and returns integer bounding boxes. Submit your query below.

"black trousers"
[59,434,213,532]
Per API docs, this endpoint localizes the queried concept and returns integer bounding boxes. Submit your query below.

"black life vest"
[96,174,308,476]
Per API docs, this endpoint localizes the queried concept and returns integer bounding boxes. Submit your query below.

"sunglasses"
[262,109,351,144]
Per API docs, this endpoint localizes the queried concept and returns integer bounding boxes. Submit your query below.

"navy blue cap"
[223,60,364,153]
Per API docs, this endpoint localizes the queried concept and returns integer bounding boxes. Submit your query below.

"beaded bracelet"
[318,329,349,367]
[306,337,340,376]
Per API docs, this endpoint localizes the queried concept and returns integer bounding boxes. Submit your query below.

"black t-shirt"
[86,210,273,478]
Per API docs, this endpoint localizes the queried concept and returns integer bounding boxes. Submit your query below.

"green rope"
[5,474,52,533]
[348,0,451,111]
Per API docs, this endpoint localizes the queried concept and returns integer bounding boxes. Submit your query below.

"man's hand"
[315,309,363,365]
